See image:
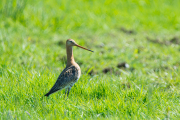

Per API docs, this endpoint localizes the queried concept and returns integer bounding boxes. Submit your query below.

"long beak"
[75,44,94,52]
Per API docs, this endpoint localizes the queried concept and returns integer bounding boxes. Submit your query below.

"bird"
[44,39,93,97]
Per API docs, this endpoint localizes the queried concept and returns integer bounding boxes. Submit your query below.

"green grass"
[1,0,180,119]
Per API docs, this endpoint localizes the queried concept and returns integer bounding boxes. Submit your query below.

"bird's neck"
[66,45,75,67]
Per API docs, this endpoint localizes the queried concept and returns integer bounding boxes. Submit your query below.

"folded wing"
[45,65,78,96]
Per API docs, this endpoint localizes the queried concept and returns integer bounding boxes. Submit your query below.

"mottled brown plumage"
[45,39,93,97]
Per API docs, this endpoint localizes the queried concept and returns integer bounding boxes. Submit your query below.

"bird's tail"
[44,88,58,97]
[44,92,50,97]
[44,86,60,97]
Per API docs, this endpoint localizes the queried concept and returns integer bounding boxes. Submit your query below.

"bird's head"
[66,39,94,52]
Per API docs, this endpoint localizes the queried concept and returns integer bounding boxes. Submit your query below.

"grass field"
[0,0,180,119]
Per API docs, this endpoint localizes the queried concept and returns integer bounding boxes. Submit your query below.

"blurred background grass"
[1,0,180,33]
[0,0,180,119]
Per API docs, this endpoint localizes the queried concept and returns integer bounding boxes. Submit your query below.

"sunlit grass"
[0,0,180,119]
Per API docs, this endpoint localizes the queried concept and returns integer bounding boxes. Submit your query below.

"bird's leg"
[67,87,71,97]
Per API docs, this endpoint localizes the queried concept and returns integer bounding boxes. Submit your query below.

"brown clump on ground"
[117,62,129,69]
[120,27,136,35]
[102,67,113,74]
[146,36,180,45]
